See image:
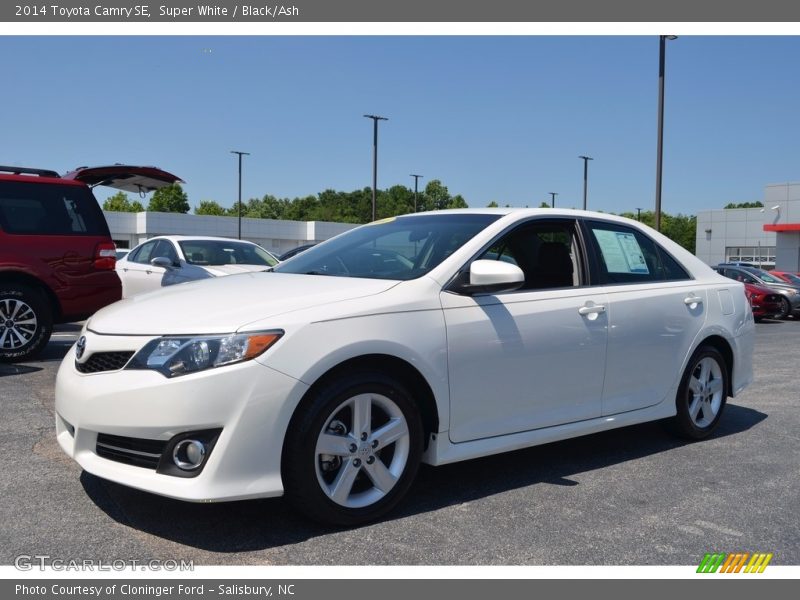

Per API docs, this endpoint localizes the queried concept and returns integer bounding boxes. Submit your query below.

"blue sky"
[3,35,800,216]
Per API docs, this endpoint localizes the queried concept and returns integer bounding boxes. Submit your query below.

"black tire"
[667,345,729,440]
[282,371,424,527]
[0,283,53,363]
[777,297,791,319]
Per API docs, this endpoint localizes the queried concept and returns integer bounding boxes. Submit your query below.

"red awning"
[764,223,800,232]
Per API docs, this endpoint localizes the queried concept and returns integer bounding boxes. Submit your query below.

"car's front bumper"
[55,333,309,502]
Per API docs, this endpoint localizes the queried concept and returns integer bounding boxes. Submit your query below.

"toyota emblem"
[75,336,86,360]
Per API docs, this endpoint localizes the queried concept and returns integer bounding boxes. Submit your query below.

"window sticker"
[593,229,649,275]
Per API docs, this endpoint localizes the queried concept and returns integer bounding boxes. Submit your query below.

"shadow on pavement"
[0,363,43,377]
[81,403,767,554]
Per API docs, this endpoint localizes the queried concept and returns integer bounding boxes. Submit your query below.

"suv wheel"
[0,284,53,362]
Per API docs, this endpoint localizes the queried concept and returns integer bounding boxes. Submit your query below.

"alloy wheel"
[687,356,724,428]
[0,298,38,350]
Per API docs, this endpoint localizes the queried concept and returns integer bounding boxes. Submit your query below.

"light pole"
[636,207,643,221]
[230,150,250,240]
[578,155,593,210]
[549,192,558,208]
[655,35,678,232]
[364,114,388,221]
[410,174,423,212]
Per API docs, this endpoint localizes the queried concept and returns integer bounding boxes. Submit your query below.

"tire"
[777,297,791,319]
[282,371,424,527]
[0,283,53,363]
[667,345,729,440]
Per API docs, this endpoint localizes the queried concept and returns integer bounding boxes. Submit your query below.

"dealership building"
[695,182,800,271]
[104,211,357,257]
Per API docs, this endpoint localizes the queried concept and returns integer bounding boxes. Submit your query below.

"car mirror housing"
[451,259,525,295]
[151,256,178,269]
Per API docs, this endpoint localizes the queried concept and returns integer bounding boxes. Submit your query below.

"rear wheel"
[282,372,424,526]
[667,346,729,440]
[0,284,53,363]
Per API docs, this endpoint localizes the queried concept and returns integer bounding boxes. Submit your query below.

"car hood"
[201,264,271,276]
[88,273,399,335]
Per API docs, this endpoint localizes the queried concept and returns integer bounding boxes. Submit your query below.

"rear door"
[62,165,184,193]
[581,219,707,416]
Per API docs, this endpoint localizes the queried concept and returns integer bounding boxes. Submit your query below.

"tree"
[103,191,137,212]
[148,184,190,213]
[195,200,227,216]
[539,201,550,208]
[724,201,763,209]
[487,201,499,208]
[131,199,145,212]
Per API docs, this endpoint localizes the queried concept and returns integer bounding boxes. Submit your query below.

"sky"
[3,35,800,216]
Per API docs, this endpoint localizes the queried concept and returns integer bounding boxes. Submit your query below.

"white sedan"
[115,235,279,298]
[55,209,754,526]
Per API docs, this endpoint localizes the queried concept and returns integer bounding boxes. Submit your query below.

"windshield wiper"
[304,270,332,276]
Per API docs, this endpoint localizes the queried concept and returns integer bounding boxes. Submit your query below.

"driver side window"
[478,221,580,290]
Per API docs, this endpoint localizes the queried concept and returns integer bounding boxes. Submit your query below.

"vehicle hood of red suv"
[61,165,184,193]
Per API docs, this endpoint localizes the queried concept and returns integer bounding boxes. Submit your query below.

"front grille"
[76,351,134,374]
[95,433,167,470]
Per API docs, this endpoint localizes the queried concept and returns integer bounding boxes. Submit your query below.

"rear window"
[0,181,109,236]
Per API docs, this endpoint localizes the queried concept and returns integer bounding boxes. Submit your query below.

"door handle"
[684,295,703,307]
[578,304,606,316]
[145,269,152,275]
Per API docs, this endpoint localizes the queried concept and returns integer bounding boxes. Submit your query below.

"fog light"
[172,439,206,470]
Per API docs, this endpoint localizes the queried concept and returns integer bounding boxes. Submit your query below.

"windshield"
[744,267,785,285]
[274,213,501,280]
[178,240,278,267]
[777,272,800,285]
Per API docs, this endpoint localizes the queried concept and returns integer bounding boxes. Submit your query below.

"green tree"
[131,199,145,212]
[724,201,763,209]
[148,184,190,213]
[102,191,135,212]
[487,201,499,208]
[539,201,550,208]
[195,200,227,216]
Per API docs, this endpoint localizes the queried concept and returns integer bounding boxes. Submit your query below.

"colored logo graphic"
[697,552,773,573]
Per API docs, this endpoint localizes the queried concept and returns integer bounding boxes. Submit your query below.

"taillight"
[94,242,117,270]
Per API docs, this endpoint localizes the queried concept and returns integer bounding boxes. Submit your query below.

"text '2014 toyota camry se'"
[55,209,754,526]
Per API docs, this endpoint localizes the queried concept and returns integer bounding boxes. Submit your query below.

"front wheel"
[777,297,791,319]
[282,372,424,526]
[0,284,53,363]
[667,346,729,440]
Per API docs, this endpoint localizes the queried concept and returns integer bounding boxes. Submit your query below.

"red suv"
[0,165,182,362]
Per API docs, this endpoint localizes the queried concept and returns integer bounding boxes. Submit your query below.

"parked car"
[56,209,754,525]
[770,271,800,286]
[742,282,783,321]
[116,236,279,298]
[714,265,800,319]
[0,164,182,362]
[278,243,317,262]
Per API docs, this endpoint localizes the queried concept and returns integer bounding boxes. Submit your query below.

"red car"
[0,165,182,361]
[770,271,800,286]
[743,282,783,321]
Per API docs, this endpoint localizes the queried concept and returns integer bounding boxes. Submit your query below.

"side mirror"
[150,256,177,269]
[452,259,525,295]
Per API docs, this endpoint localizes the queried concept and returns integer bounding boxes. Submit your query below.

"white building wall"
[105,211,358,256]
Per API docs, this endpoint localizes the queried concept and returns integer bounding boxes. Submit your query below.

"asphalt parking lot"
[1,319,798,566]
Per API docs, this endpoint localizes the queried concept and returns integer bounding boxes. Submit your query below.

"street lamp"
[655,35,678,232]
[578,155,593,210]
[636,207,643,221]
[410,174,423,212]
[364,114,388,221]
[230,150,250,240]
[549,192,558,208]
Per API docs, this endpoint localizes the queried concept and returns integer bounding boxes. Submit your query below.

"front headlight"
[126,331,283,377]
